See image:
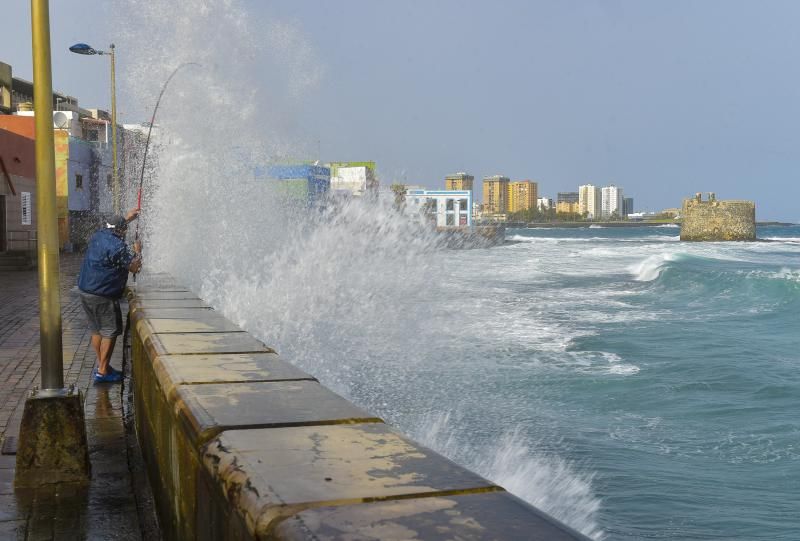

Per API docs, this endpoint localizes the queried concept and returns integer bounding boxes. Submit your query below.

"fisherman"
[77,209,142,383]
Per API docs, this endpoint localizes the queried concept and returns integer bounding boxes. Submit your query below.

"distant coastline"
[503,221,795,229]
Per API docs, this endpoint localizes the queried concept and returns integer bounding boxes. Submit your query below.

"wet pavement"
[0,255,159,540]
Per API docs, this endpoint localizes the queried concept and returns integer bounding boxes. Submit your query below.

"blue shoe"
[94,369,123,383]
[107,365,121,376]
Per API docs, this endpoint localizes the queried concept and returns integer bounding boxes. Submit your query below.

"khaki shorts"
[79,291,123,338]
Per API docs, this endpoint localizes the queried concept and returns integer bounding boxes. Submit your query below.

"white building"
[330,165,376,197]
[405,189,473,227]
[601,185,624,219]
[579,184,601,219]
[537,197,554,211]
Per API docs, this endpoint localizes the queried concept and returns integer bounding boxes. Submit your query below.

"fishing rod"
[133,62,199,242]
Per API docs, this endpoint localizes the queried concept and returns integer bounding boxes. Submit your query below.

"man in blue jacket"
[77,209,142,383]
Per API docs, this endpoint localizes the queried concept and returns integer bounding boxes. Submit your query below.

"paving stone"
[145,331,274,356]
[156,352,313,385]
[176,380,381,445]
[202,423,500,533]
[131,298,208,308]
[274,491,590,541]
[0,255,145,540]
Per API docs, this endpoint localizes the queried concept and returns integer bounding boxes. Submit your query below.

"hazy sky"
[3,1,800,220]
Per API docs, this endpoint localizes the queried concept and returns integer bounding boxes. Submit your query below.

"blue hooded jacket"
[77,228,134,298]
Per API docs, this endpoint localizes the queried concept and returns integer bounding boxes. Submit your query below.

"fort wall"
[680,193,755,241]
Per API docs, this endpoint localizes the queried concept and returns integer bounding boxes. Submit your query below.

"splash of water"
[114,0,604,536]
[413,412,605,540]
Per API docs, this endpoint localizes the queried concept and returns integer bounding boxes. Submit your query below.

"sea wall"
[127,277,590,540]
[680,193,755,241]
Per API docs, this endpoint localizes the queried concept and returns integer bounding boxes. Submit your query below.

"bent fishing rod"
[134,62,199,242]
[131,62,198,281]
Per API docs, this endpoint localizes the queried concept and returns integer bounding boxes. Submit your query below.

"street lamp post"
[16,0,90,488]
[69,42,119,214]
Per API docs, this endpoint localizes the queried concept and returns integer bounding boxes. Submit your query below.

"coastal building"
[265,164,331,206]
[0,59,124,252]
[482,175,509,214]
[405,189,472,227]
[445,172,474,204]
[601,185,624,219]
[508,180,538,213]
[0,116,35,253]
[537,197,554,211]
[1,112,115,251]
[623,197,634,217]
[579,184,601,219]
[329,161,377,198]
[557,192,579,214]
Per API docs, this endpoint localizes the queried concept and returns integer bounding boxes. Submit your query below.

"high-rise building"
[445,172,474,192]
[508,180,538,213]
[557,192,580,214]
[579,184,601,219]
[601,185,624,219]
[623,197,634,217]
[482,175,510,214]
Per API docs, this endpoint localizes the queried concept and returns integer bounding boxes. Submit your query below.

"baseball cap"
[105,214,127,230]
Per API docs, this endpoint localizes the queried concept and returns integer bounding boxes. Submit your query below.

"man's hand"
[133,240,142,254]
[125,208,140,222]
[129,255,142,274]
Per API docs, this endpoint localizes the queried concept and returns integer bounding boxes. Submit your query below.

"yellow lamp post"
[69,42,119,214]
[16,0,90,488]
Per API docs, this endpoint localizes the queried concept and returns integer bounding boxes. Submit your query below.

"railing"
[5,230,37,253]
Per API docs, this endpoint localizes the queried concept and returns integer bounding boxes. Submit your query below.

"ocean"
[162,218,798,540]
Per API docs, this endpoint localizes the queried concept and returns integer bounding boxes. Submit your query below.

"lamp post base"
[14,386,90,488]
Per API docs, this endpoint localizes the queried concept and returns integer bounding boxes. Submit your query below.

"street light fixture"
[69,41,119,213]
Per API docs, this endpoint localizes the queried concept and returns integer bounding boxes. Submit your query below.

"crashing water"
[114,2,799,539]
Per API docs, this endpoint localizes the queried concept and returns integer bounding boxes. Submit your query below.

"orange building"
[0,116,36,252]
[507,180,538,213]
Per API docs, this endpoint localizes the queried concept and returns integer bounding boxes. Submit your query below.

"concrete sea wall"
[681,194,756,241]
[128,277,590,540]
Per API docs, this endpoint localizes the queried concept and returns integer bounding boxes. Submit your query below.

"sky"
[3,0,800,221]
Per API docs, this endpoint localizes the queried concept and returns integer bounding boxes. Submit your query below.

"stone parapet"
[127,278,590,540]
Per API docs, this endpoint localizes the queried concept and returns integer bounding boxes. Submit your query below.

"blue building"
[261,164,331,206]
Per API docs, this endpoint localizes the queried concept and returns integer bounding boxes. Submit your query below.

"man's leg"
[97,336,117,376]
[91,333,102,360]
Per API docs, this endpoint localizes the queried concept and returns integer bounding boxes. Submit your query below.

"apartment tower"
[508,180,538,213]
[601,185,624,219]
[482,175,510,214]
[579,184,601,219]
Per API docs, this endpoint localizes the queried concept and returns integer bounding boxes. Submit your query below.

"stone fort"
[680,193,755,241]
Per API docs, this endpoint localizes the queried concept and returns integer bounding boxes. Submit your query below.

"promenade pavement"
[0,254,158,540]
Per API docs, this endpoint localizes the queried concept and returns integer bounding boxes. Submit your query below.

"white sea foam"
[413,413,605,540]
[629,253,679,281]
[117,0,605,535]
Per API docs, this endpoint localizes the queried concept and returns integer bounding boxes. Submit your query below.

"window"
[459,199,468,211]
[75,173,83,190]
[21,192,31,225]
[446,199,454,211]
[446,214,455,226]
[87,130,99,142]
[107,174,112,189]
